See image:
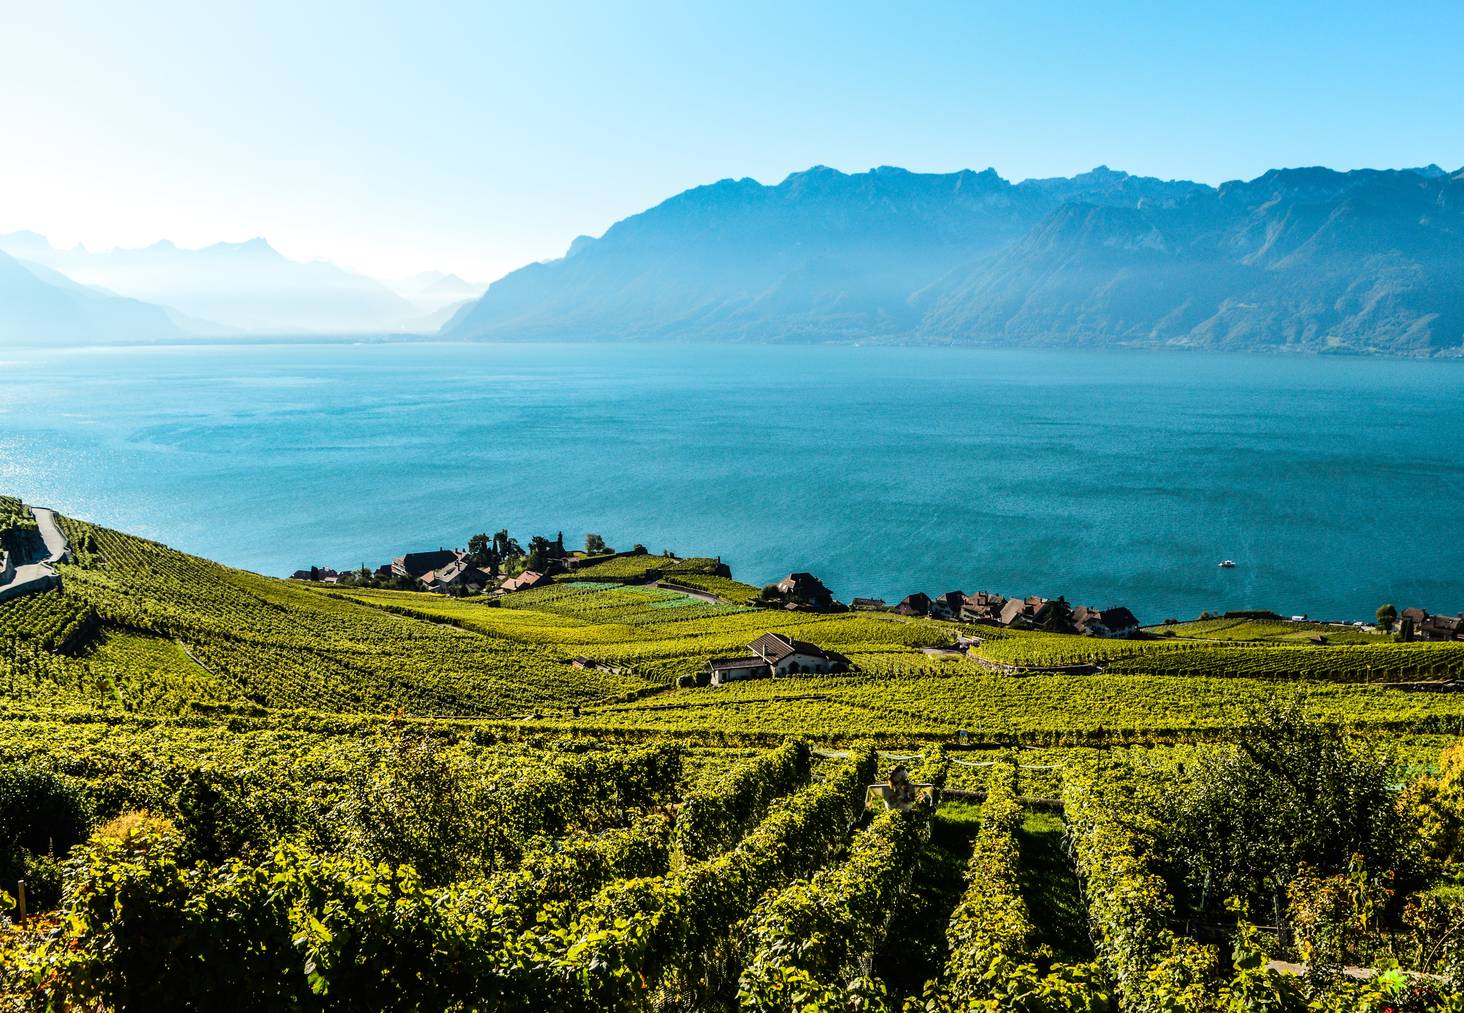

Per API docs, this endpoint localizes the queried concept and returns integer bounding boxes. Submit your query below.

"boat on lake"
[1218,559,1236,569]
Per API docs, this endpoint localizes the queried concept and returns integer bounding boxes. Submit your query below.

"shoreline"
[7,333,1464,362]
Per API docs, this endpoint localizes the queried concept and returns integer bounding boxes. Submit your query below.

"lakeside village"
[289,527,1464,685]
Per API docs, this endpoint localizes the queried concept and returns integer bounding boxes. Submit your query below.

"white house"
[704,632,843,685]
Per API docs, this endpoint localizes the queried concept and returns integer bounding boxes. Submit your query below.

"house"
[773,572,837,610]
[498,570,550,594]
[998,596,1034,627]
[1071,606,1103,636]
[749,632,841,675]
[706,656,772,685]
[1420,613,1464,642]
[1395,608,1464,642]
[704,632,847,685]
[419,559,492,593]
[392,549,464,580]
[1099,607,1141,637]
[290,566,339,582]
[960,591,1008,624]
[850,597,888,611]
[929,591,966,621]
[896,592,932,617]
[1030,598,1076,632]
[1072,605,1141,638]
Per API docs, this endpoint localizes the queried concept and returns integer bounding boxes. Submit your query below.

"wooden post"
[16,879,25,921]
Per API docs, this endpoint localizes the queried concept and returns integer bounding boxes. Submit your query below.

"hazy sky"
[2,1,1461,282]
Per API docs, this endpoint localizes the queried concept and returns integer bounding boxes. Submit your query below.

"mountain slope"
[446,164,1464,355]
[0,234,423,335]
[923,168,1464,353]
[0,249,188,345]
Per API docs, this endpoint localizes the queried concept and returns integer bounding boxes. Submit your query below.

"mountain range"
[7,164,1463,353]
[444,164,1464,355]
[0,249,191,346]
[0,233,482,341]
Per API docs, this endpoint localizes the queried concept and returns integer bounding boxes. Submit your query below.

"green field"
[2,506,1463,1010]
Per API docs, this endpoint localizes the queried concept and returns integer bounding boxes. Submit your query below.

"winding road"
[31,507,69,564]
[0,505,71,603]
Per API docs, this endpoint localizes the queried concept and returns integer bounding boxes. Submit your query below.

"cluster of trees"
[465,530,616,576]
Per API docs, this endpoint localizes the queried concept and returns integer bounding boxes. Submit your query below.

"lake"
[3,340,1463,623]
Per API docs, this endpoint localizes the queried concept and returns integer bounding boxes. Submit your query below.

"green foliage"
[336,732,492,885]
[1165,701,1408,916]
[0,765,87,901]
[660,572,765,605]
[1378,604,1398,634]
[919,764,1108,1011]
[1400,738,1464,882]
[8,505,1464,1008]
[0,591,97,655]
[1062,760,1224,1011]
[550,748,880,1009]
[675,738,813,861]
[738,785,936,1012]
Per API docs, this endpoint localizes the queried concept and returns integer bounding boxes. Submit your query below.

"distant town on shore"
[286,526,1464,646]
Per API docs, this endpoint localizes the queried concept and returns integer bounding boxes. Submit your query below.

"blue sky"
[1,1,1460,281]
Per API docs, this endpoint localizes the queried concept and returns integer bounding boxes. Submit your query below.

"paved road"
[653,580,723,604]
[0,505,71,602]
[30,507,69,563]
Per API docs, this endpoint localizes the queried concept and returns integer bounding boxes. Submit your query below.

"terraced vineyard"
[3,505,1464,1009]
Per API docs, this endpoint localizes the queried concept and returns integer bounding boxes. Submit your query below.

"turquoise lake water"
[3,341,1463,623]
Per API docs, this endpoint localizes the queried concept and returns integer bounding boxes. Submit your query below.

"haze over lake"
[4,341,1462,623]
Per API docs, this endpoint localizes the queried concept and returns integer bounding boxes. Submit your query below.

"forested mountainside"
[445,163,1464,355]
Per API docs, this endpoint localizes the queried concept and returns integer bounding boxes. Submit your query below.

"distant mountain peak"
[1,229,51,245]
[205,236,280,257]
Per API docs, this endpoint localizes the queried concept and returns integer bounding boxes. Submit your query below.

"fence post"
[16,879,25,921]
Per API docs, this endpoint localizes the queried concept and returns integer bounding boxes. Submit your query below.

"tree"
[467,532,490,565]
[525,535,554,573]
[1376,603,1398,633]
[309,565,319,581]
[468,532,504,574]
[491,530,522,569]
[553,531,565,558]
[585,533,608,555]
[1166,699,1406,919]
